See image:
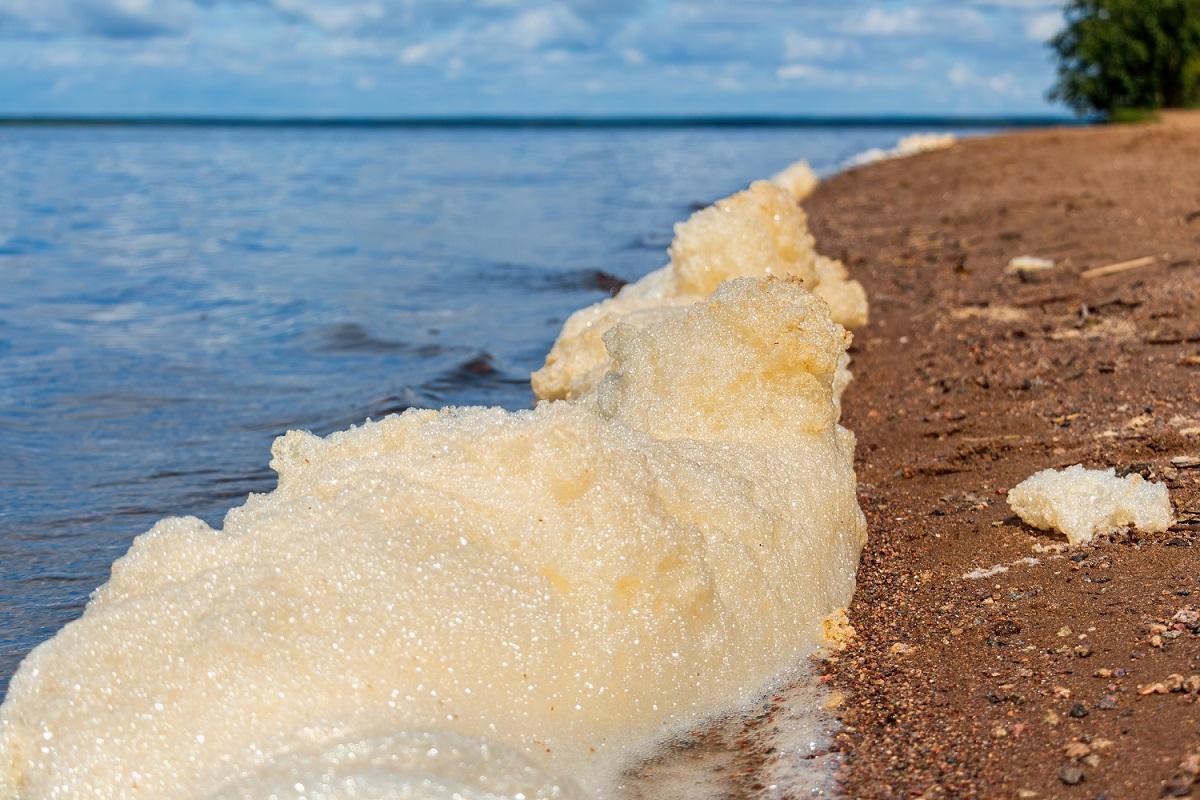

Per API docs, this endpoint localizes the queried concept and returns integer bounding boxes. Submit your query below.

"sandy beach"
[806,115,1200,797]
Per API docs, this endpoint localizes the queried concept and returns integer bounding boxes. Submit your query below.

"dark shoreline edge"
[0,114,1086,130]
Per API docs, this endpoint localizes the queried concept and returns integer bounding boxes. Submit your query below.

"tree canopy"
[1049,0,1200,115]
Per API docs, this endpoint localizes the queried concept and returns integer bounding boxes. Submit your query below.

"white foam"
[0,279,867,799]
[532,181,868,403]
[1008,465,1174,546]
[847,133,957,167]
[769,159,819,202]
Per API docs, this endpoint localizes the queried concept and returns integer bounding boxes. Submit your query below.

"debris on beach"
[1004,255,1057,275]
[961,556,1041,580]
[950,304,1028,323]
[770,158,819,201]
[1081,254,1158,279]
[1007,464,1174,546]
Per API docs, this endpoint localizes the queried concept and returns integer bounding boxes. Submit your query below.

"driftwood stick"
[1081,255,1157,279]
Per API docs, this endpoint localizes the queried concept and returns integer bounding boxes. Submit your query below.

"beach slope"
[809,115,1200,797]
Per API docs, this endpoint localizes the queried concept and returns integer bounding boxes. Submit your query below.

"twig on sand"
[1081,255,1158,279]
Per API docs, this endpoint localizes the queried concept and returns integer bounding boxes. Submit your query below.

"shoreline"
[0,114,1079,129]
[806,117,1200,797]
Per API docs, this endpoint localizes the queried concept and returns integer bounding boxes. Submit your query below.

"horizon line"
[0,113,1085,129]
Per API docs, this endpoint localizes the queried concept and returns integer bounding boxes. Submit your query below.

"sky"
[0,0,1070,117]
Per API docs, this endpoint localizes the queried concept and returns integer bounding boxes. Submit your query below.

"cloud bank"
[0,0,1067,116]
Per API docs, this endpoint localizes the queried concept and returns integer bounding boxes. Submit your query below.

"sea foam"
[0,278,866,799]
[532,180,868,403]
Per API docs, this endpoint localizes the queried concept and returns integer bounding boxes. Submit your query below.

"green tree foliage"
[1049,0,1200,114]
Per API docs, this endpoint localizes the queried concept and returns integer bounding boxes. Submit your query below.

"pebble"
[1068,702,1089,718]
[1059,765,1086,785]
[1064,741,1091,760]
[993,619,1021,636]
[1162,777,1193,797]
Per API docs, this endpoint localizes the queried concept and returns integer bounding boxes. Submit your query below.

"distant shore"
[0,114,1082,129]
[806,114,1200,797]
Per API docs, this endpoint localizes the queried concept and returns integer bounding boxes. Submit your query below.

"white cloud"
[271,1,384,32]
[399,42,431,64]
[968,0,1060,7]
[840,7,927,36]
[0,0,1065,116]
[775,62,859,88]
[777,63,819,80]
[499,6,590,50]
[784,31,858,61]
[948,62,1020,96]
[41,48,84,68]
[1025,10,1062,42]
[837,5,987,38]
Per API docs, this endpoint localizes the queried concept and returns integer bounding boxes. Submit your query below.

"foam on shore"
[532,181,868,402]
[769,159,819,201]
[847,132,957,167]
[0,279,867,799]
[1008,464,1174,546]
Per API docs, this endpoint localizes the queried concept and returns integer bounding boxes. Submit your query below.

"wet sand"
[806,114,1200,797]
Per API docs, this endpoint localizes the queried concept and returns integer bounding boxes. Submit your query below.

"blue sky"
[0,0,1068,116]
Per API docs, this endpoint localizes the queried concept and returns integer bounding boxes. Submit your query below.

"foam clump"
[814,255,869,330]
[0,279,866,800]
[894,133,957,156]
[668,180,819,296]
[532,181,868,402]
[769,159,819,201]
[849,132,957,167]
[1008,464,1174,546]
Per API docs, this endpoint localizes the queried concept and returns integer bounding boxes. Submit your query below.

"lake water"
[0,122,993,694]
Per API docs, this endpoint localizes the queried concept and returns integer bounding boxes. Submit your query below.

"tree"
[1048,0,1200,115]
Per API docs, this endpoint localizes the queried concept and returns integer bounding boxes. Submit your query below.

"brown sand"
[804,117,1200,798]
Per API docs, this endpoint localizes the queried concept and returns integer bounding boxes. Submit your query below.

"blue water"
[0,124,989,694]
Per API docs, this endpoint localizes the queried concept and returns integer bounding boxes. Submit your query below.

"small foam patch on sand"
[1008,464,1174,546]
